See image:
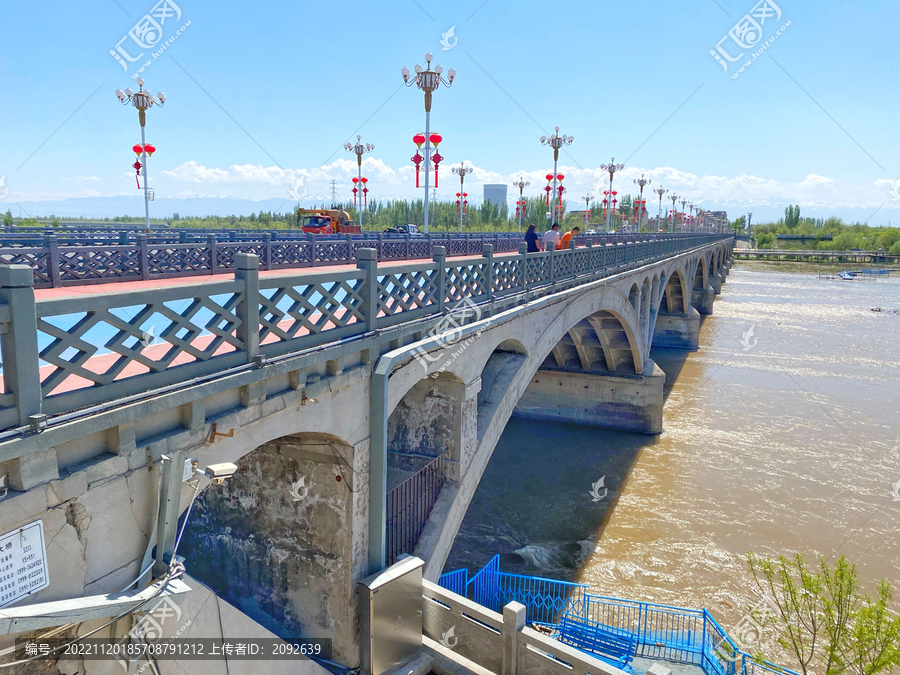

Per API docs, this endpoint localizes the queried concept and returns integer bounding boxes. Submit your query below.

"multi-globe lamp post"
[402,53,455,233]
[668,193,679,232]
[653,186,668,232]
[540,128,573,227]
[512,178,530,231]
[451,163,473,233]
[600,158,624,233]
[115,78,166,230]
[344,135,374,229]
[633,174,652,232]
[582,194,593,228]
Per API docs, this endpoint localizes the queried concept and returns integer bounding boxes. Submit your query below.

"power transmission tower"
[330,180,338,208]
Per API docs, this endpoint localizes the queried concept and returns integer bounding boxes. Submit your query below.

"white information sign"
[0,520,50,608]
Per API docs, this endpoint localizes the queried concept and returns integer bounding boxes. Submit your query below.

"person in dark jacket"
[524,224,540,252]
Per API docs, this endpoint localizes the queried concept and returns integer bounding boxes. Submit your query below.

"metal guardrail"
[385,450,447,566]
[0,234,730,433]
[0,231,722,288]
[440,556,799,675]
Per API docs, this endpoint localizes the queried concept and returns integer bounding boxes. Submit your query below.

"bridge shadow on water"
[443,346,690,582]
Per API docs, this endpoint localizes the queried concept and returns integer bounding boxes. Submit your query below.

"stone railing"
[422,578,624,675]
[0,231,727,288]
[0,235,730,436]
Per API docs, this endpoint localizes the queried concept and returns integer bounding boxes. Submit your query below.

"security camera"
[193,462,238,485]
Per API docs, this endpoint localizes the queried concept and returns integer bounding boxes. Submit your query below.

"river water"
[445,266,900,658]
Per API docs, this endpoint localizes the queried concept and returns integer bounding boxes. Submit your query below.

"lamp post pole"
[600,158,624,234]
[633,174,651,233]
[541,127,574,228]
[402,53,455,234]
[452,163,473,233]
[115,78,165,230]
[344,136,374,230]
[653,186,668,232]
[669,194,679,232]
[582,194,593,228]
[512,178,530,232]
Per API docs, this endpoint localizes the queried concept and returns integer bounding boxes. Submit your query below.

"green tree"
[747,552,900,675]
[784,204,801,229]
[3,210,12,227]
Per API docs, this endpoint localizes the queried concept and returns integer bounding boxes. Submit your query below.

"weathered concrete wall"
[513,361,665,434]
[178,434,369,667]
[692,284,715,315]
[388,374,464,462]
[653,307,701,350]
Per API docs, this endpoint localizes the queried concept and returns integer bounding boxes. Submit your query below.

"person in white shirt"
[542,223,561,252]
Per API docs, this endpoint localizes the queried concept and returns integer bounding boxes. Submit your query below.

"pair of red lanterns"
[603,190,619,214]
[130,143,156,189]
[543,173,565,205]
[352,176,369,207]
[455,192,468,214]
[411,133,443,188]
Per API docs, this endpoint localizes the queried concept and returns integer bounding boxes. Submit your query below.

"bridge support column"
[710,272,724,295]
[514,360,664,434]
[653,307,701,350]
[692,284,715,315]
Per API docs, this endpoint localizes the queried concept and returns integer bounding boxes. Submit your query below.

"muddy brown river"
[445,265,900,661]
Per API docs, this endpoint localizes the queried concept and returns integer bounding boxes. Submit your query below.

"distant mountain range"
[5,195,897,227]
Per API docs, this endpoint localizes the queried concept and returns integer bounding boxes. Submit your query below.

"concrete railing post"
[136,233,150,280]
[307,233,317,268]
[234,253,260,361]
[482,243,494,301]
[518,241,528,292]
[502,602,526,675]
[207,234,217,275]
[432,246,446,314]
[262,232,272,270]
[404,233,411,260]
[119,231,129,245]
[45,235,61,288]
[0,265,42,425]
[179,231,188,244]
[549,245,556,283]
[356,248,379,333]
[377,232,383,259]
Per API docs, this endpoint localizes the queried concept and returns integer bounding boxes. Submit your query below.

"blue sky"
[1,0,898,223]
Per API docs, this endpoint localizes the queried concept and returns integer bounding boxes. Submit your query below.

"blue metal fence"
[437,568,468,596]
[441,555,799,675]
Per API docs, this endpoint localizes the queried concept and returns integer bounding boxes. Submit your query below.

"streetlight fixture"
[540,127,574,227]
[653,186,668,232]
[581,194,593,229]
[344,135,374,230]
[512,178,531,232]
[668,193,679,232]
[600,158,624,233]
[402,53,455,233]
[633,174,651,232]
[680,199,688,231]
[115,78,165,230]
[451,163,473,233]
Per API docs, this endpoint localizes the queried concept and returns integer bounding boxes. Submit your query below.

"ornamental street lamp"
[344,135,374,229]
[540,127,574,228]
[633,174,651,232]
[582,194,593,228]
[679,199,688,231]
[451,163,473,233]
[653,186,668,232]
[600,158,624,233]
[115,78,165,230]
[669,193,679,232]
[512,178,531,231]
[402,53,455,233]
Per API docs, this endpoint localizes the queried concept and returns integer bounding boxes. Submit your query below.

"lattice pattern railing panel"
[258,277,365,346]
[409,240,431,258]
[526,255,549,285]
[446,239,467,256]
[446,263,487,303]
[573,249,592,275]
[381,242,408,260]
[376,269,438,319]
[271,242,311,266]
[37,290,245,400]
[555,252,574,278]
[492,259,521,294]
[0,249,51,285]
[146,246,212,275]
[315,241,353,264]
[58,248,143,282]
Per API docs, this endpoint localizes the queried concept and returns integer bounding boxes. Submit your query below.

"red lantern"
[556,174,564,182]
[545,174,554,182]
[352,187,358,206]
[361,177,368,184]
[352,177,359,184]
[362,186,369,207]
[544,184,552,206]
[132,144,143,156]
[132,159,142,188]
[143,143,156,157]
[431,151,443,187]
[411,152,423,187]
[413,133,426,148]
[429,133,442,147]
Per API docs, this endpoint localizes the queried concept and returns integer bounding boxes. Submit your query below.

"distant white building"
[483,184,508,207]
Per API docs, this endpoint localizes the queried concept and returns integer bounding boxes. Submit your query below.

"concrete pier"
[514,360,665,435]
[653,307,701,350]
[692,284,715,315]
